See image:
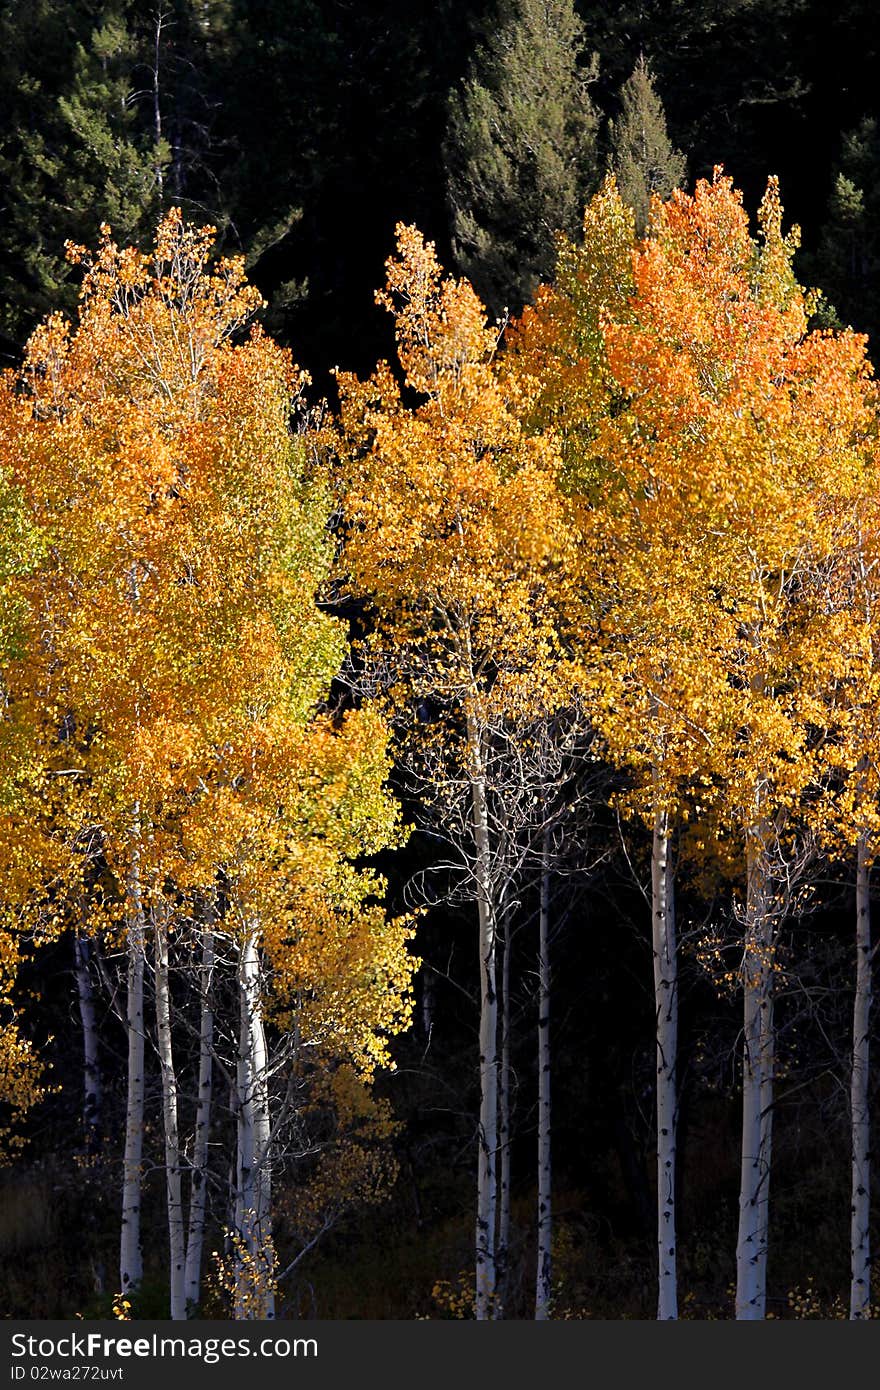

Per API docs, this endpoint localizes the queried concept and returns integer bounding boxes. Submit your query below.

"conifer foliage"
[444,0,601,317]
[607,55,685,234]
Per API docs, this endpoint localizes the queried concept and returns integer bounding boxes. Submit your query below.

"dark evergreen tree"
[0,1,231,354]
[608,55,684,234]
[0,0,87,351]
[810,119,880,340]
[577,0,809,203]
[443,0,600,317]
[56,8,169,237]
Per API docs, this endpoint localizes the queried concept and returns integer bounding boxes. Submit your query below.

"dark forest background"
[2,2,879,380]
[1,0,878,1319]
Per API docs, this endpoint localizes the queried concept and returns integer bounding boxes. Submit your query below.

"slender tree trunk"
[496,914,512,1318]
[420,962,434,1041]
[74,924,101,1151]
[235,941,256,1318]
[250,937,272,1305]
[75,915,105,1297]
[235,929,275,1319]
[850,832,872,1319]
[154,903,186,1319]
[652,805,678,1320]
[535,830,552,1321]
[735,822,775,1320]
[468,712,498,1321]
[185,921,215,1316]
[152,7,165,201]
[120,813,146,1300]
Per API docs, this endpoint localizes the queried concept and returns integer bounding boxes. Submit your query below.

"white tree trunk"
[652,806,678,1320]
[76,917,106,1297]
[850,832,872,1319]
[235,929,274,1319]
[535,831,552,1321]
[184,922,214,1316]
[120,816,146,1299]
[468,713,498,1321]
[74,925,101,1151]
[735,824,775,1320]
[154,905,186,1320]
[496,916,512,1318]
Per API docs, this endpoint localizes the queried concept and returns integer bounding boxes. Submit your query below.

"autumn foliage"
[0,211,415,1313]
[1,169,878,1321]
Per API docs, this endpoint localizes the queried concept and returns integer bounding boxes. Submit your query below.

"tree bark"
[735,821,775,1320]
[496,913,512,1318]
[468,712,499,1321]
[120,814,146,1300]
[535,830,552,1321]
[75,915,105,1297]
[235,928,275,1319]
[184,920,214,1316]
[152,7,166,201]
[420,961,434,1041]
[74,924,101,1152]
[154,902,186,1319]
[850,832,872,1319]
[652,805,678,1320]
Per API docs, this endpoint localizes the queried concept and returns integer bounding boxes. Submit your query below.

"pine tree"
[812,118,880,340]
[608,55,685,235]
[444,0,600,317]
[0,1,230,350]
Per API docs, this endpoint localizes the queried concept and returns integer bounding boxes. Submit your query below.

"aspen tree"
[508,179,700,1318]
[6,213,266,1305]
[851,831,872,1317]
[183,905,215,1315]
[511,170,875,1318]
[73,927,101,1150]
[592,172,875,1319]
[535,828,552,1320]
[7,211,415,1317]
[814,480,880,1319]
[335,224,576,1317]
[0,446,46,1156]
